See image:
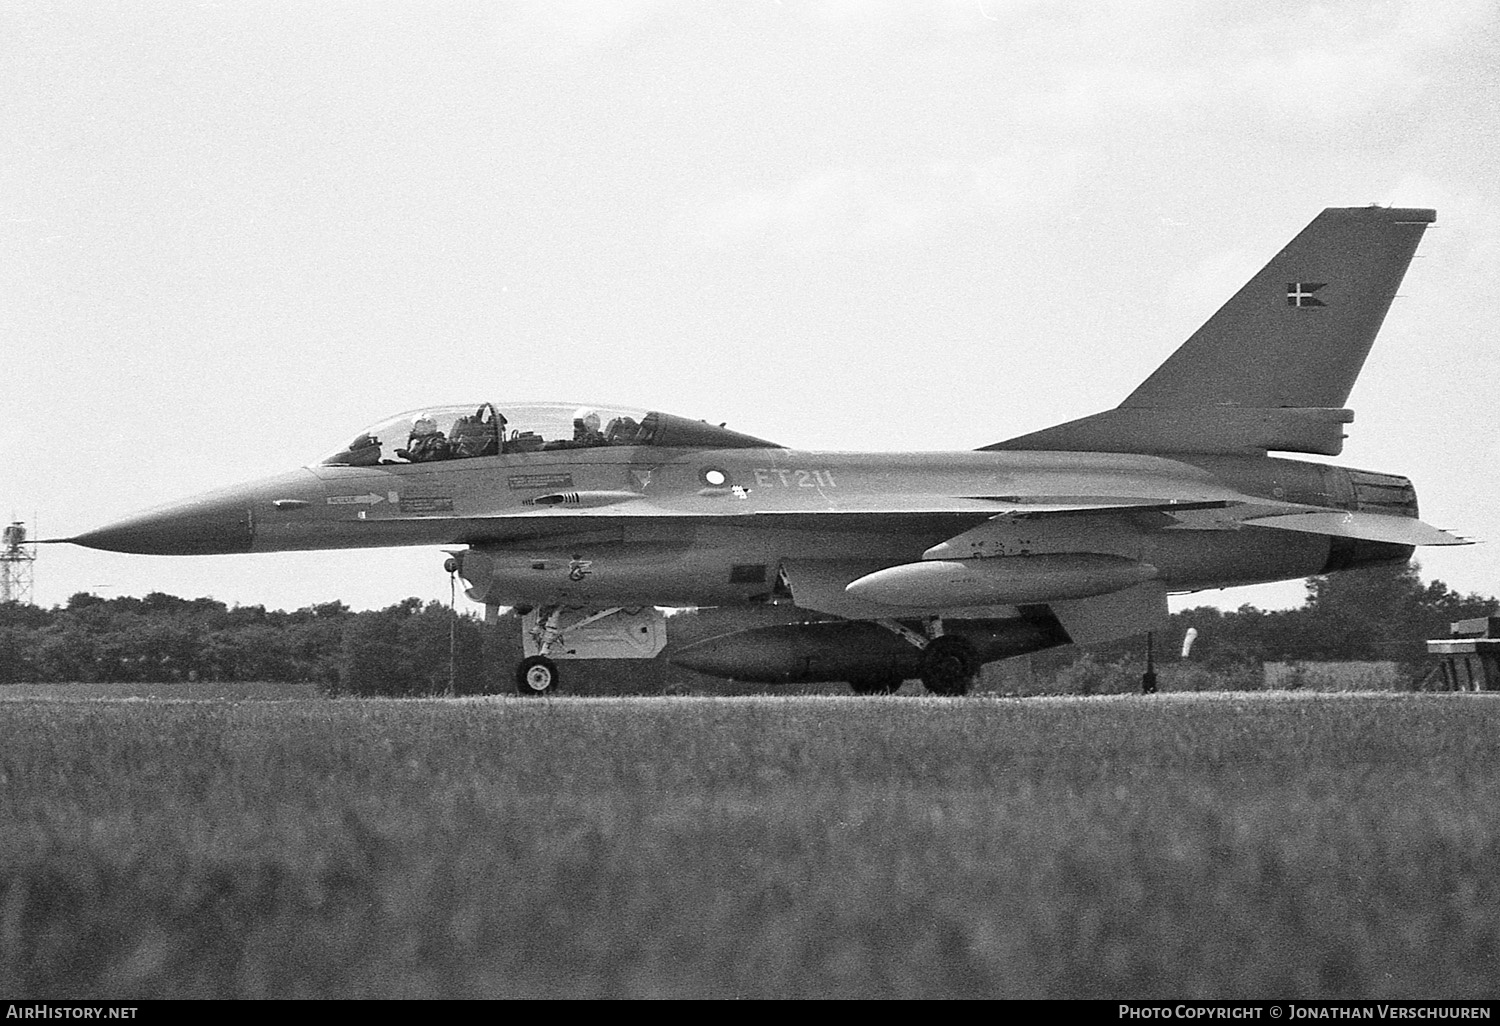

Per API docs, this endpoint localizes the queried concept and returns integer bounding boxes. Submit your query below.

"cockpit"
[316,402,779,467]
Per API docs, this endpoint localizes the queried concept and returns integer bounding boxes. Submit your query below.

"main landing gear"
[920,635,978,696]
[871,618,979,697]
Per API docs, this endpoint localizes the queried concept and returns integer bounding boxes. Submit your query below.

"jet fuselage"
[72,445,1414,613]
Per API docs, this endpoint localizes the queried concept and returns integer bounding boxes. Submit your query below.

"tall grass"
[2,693,1497,998]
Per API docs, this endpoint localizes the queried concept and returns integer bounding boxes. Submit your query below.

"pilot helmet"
[411,414,438,436]
[573,407,601,431]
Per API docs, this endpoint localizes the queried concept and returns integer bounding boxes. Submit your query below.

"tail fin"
[986,206,1435,456]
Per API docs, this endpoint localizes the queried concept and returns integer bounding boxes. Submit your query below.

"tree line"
[0,592,801,695]
[1086,561,1495,670]
[0,562,1492,695]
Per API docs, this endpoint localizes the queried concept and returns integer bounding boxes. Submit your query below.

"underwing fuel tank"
[670,617,1069,684]
[844,554,1158,608]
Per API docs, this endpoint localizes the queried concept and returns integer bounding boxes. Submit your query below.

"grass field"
[1,690,1497,999]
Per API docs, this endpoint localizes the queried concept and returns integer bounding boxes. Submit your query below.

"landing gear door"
[520,606,668,659]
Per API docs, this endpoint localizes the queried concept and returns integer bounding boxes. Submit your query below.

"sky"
[3,0,1498,616]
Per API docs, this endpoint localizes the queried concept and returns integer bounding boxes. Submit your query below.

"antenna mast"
[1,521,36,605]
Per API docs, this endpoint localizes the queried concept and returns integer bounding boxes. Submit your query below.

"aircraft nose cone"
[70,498,255,555]
[68,469,325,556]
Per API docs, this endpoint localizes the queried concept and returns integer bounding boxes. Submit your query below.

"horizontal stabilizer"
[1245,510,1470,547]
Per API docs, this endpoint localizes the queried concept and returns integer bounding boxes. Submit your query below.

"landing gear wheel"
[516,656,560,696]
[921,636,977,696]
[848,676,903,696]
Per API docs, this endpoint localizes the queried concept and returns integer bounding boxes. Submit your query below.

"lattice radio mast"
[2,521,36,605]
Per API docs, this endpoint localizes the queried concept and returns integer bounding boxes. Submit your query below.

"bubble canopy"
[316,401,779,467]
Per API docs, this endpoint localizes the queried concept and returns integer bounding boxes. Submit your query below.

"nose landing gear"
[508,604,643,697]
[517,654,561,696]
[514,605,569,696]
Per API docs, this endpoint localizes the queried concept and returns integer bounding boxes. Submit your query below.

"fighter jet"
[63,206,1469,696]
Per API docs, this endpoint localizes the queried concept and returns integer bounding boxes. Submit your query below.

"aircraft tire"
[920,636,977,696]
[516,656,561,696]
[848,676,903,696]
